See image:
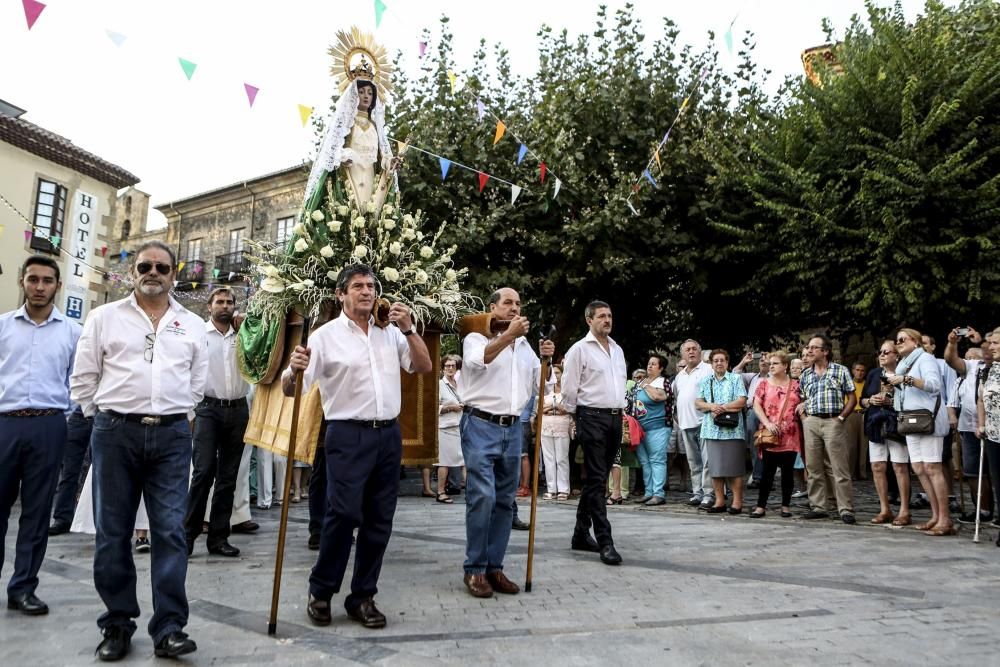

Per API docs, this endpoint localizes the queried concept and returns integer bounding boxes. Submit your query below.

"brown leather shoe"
[463,573,493,598]
[306,594,331,626]
[486,570,520,595]
[346,597,386,629]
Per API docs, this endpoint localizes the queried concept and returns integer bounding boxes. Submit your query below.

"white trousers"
[256,447,287,508]
[541,433,571,494]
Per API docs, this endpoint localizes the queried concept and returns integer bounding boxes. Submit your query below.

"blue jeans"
[91,412,192,643]
[745,410,763,481]
[460,412,521,574]
[679,426,713,500]
[637,426,671,498]
[51,407,92,525]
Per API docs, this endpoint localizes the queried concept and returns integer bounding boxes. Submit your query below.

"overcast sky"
[2,0,936,227]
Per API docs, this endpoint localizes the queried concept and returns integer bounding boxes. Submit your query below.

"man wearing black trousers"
[1,255,81,615]
[307,423,327,550]
[285,264,431,629]
[48,405,92,535]
[184,287,250,557]
[561,301,627,566]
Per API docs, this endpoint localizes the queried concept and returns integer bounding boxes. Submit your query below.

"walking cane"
[974,437,985,544]
[268,316,311,635]
[525,326,555,593]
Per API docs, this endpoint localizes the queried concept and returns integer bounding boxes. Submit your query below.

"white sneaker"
[791,490,807,498]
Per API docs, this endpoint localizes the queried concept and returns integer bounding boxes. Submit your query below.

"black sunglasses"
[137,262,172,275]
[144,333,156,363]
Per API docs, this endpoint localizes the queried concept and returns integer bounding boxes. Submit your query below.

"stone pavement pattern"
[3,479,1000,666]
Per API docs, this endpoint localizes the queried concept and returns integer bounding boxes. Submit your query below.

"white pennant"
[552,178,562,199]
[627,201,639,216]
[173,280,179,288]
[510,184,522,205]
[228,272,236,280]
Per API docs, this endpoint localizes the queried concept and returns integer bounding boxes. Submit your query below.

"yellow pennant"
[177,261,186,272]
[192,282,198,289]
[0,223,4,238]
[680,96,690,113]
[396,140,405,153]
[493,121,506,145]
[297,104,313,128]
[447,70,457,94]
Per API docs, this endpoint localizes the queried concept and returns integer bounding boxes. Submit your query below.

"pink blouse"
[754,379,802,453]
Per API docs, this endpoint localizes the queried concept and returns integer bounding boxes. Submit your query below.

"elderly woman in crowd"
[540,365,572,500]
[435,354,465,504]
[695,349,748,514]
[750,352,801,518]
[888,328,953,535]
[861,339,911,526]
[630,354,674,506]
[977,328,1000,546]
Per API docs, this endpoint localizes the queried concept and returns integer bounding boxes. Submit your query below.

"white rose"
[383,219,396,230]
[337,206,349,217]
[420,246,433,259]
[445,269,457,280]
[353,244,369,258]
[260,277,285,293]
[383,267,400,282]
[416,231,424,240]
[414,269,428,284]
[327,220,342,232]
[367,202,377,213]
[293,223,307,235]
[320,245,334,258]
[327,270,338,280]
[389,242,402,255]
[310,210,325,222]
[294,238,309,253]
[402,214,414,226]
[262,264,280,278]
[382,205,394,216]
[352,217,365,229]
[401,229,416,240]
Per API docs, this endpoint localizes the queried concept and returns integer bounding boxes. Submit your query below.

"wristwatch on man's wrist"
[401,328,414,336]
[837,415,846,423]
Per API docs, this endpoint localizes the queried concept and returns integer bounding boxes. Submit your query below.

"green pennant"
[178,57,197,81]
[374,0,387,27]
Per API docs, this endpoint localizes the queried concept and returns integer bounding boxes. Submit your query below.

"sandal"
[606,496,624,505]
[435,493,454,504]
[542,492,555,500]
[891,515,912,527]
[557,492,569,501]
[926,524,957,536]
[870,512,894,524]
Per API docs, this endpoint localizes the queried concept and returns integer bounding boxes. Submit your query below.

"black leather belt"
[343,418,397,429]
[578,406,622,415]
[809,412,840,419]
[464,407,519,427]
[104,410,187,426]
[201,396,245,407]
[0,408,62,417]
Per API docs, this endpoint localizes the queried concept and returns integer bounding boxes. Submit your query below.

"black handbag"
[710,377,740,429]
[896,390,940,436]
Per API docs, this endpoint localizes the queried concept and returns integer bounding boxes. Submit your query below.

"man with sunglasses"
[71,240,207,661]
[1,255,81,617]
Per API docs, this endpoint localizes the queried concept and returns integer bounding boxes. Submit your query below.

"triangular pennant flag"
[493,121,506,146]
[213,268,220,278]
[643,169,659,189]
[374,0,387,27]
[447,70,457,94]
[539,162,547,184]
[244,83,259,108]
[631,183,641,193]
[178,57,197,81]
[654,148,661,169]
[105,29,127,47]
[120,249,127,261]
[510,184,522,205]
[475,99,486,121]
[173,280,179,288]
[22,0,45,30]
[192,282,198,289]
[297,104,313,127]
[477,172,490,193]
[228,272,236,280]
[0,224,4,237]
[178,261,186,272]
[679,96,690,113]
[663,129,672,143]
[193,264,203,274]
[517,144,528,165]
[553,178,562,199]
[418,40,427,58]
[724,29,734,56]
[24,229,32,242]
[396,140,405,153]
[101,245,108,256]
[50,235,61,247]
[627,201,639,216]
[439,158,451,180]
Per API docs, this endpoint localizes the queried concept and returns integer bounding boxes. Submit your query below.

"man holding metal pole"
[285,264,430,628]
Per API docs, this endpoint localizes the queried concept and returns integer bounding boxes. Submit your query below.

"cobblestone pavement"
[3,471,999,666]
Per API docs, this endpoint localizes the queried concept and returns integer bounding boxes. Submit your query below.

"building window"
[186,238,202,261]
[125,195,132,215]
[229,228,245,254]
[121,219,131,240]
[276,216,295,244]
[31,178,67,254]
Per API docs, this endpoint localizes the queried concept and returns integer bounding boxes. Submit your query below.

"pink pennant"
[22,0,46,30]
[418,40,428,58]
[244,83,259,108]
[24,229,33,242]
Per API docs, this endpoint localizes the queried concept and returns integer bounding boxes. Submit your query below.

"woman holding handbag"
[695,349,748,514]
[887,328,954,535]
[749,352,801,518]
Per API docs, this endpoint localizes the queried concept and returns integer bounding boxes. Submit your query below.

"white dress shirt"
[458,332,540,416]
[673,361,713,429]
[71,293,208,417]
[560,331,627,413]
[203,320,250,400]
[302,312,414,420]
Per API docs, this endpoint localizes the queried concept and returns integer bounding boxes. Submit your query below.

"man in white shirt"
[672,339,715,507]
[286,264,431,629]
[562,301,627,565]
[183,287,250,557]
[457,288,553,598]
[71,240,207,661]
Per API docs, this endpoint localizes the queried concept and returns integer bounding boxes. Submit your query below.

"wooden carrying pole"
[267,316,311,635]
[524,348,552,592]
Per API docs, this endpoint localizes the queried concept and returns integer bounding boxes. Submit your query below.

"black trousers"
[573,408,621,547]
[756,450,797,508]
[308,423,329,538]
[50,407,92,525]
[309,420,401,610]
[184,402,248,546]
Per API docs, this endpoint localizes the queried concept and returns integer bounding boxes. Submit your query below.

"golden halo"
[328,26,394,99]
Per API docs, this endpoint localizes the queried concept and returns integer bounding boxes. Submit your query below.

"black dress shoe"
[48,521,71,536]
[307,594,332,625]
[511,518,530,531]
[705,505,727,514]
[308,533,320,550]
[346,597,387,629]
[7,593,48,615]
[599,544,622,565]
[231,520,259,533]
[154,631,197,658]
[96,626,131,662]
[571,532,600,552]
[207,541,240,557]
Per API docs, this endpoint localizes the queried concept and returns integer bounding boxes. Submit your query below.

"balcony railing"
[214,250,250,280]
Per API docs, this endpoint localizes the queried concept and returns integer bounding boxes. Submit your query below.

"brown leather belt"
[0,408,62,417]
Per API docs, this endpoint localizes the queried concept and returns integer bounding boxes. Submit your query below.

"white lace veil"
[303,80,393,208]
